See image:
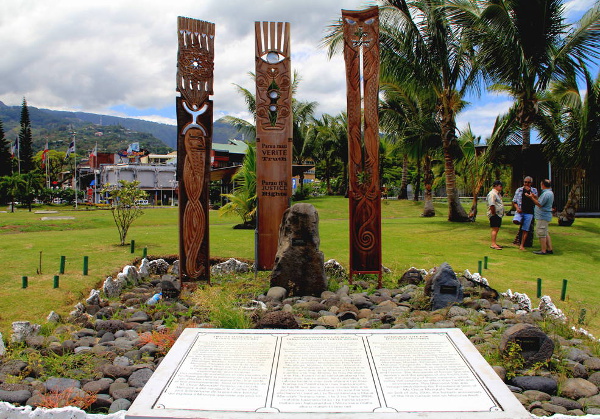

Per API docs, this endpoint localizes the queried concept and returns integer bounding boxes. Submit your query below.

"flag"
[10,138,18,158]
[127,142,140,154]
[89,144,97,159]
[41,140,49,169]
[65,139,75,159]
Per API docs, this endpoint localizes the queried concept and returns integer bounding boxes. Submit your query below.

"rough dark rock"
[0,360,28,376]
[44,377,81,392]
[269,204,327,296]
[0,389,32,404]
[560,378,599,399]
[500,323,554,365]
[425,263,463,310]
[102,364,135,378]
[109,398,132,413]
[398,267,423,286]
[128,368,154,388]
[510,376,558,395]
[255,312,300,329]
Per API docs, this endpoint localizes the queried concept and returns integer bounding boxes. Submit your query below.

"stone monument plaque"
[126,329,529,419]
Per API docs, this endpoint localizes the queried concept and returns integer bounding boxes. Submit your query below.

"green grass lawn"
[1,197,598,336]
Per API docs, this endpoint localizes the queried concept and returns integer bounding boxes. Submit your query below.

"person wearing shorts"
[486,180,504,250]
[512,176,537,250]
[526,179,554,255]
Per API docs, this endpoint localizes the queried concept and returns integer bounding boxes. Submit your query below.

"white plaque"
[126,329,530,419]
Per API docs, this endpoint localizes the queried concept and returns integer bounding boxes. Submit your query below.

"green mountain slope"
[0,101,244,154]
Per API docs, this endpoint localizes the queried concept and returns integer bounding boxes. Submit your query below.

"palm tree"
[219,143,257,227]
[292,99,318,194]
[449,0,600,169]
[379,79,442,215]
[22,170,44,212]
[309,113,349,195]
[324,0,477,221]
[0,172,26,213]
[539,65,600,226]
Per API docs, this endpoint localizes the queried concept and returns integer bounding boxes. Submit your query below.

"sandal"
[490,245,502,250]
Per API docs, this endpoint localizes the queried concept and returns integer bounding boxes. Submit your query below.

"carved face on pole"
[176,17,215,282]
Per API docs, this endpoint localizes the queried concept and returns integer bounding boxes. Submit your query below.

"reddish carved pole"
[342,7,382,286]
[255,22,293,270]
[176,17,214,282]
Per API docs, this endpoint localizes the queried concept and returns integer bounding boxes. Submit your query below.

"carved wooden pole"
[176,17,214,282]
[255,22,293,270]
[342,7,382,286]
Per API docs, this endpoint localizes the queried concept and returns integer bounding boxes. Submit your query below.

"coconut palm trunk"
[441,110,469,221]
[413,159,422,202]
[399,153,409,199]
[558,168,585,226]
[422,154,435,217]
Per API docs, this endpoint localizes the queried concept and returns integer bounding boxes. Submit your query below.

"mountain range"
[0,101,244,154]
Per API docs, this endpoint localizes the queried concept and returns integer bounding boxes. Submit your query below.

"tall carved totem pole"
[176,17,214,282]
[342,7,382,285]
[255,22,293,270]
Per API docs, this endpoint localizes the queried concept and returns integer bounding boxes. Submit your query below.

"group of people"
[486,177,554,255]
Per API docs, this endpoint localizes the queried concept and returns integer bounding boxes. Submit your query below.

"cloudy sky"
[0,0,596,140]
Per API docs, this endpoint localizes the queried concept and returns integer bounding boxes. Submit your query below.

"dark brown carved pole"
[176,17,214,282]
[342,7,382,286]
[255,22,293,270]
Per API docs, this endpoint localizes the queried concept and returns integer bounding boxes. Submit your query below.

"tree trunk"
[518,98,537,175]
[558,168,584,226]
[398,153,409,199]
[468,175,487,221]
[441,106,469,222]
[413,159,422,202]
[422,154,435,217]
[299,172,305,194]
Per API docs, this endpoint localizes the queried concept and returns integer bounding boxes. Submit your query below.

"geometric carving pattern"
[255,21,293,270]
[342,7,382,282]
[177,17,214,282]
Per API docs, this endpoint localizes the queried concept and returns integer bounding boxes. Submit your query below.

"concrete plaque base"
[126,329,529,419]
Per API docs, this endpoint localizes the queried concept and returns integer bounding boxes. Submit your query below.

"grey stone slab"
[126,329,529,419]
[40,216,75,220]
[34,210,59,214]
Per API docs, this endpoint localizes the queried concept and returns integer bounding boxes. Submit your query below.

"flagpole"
[72,131,78,209]
[44,138,50,189]
[16,136,21,174]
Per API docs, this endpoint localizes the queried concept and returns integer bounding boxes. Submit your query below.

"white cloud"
[0,0,365,121]
[564,0,596,18]
[457,99,513,140]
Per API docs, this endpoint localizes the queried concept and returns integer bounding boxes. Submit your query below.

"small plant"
[502,341,525,380]
[209,295,252,329]
[37,388,97,410]
[139,329,178,356]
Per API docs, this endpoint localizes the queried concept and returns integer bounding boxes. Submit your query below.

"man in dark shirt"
[512,176,537,251]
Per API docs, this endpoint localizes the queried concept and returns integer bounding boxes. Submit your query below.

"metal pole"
[130,240,135,254]
[483,256,488,269]
[83,256,89,275]
[536,278,542,298]
[53,275,59,288]
[22,276,28,288]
